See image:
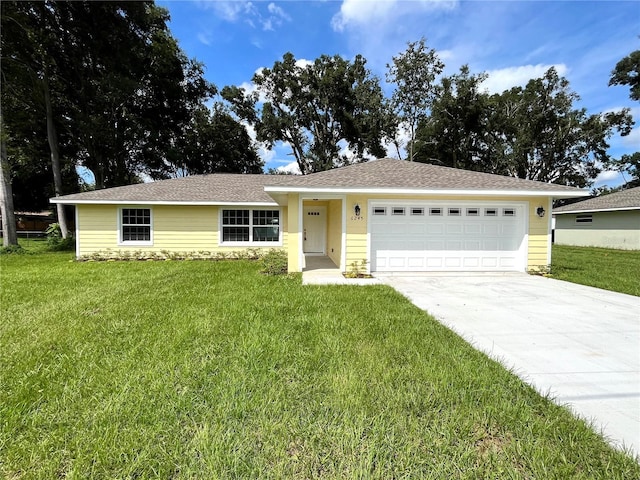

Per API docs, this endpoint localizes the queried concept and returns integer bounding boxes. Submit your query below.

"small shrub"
[344,258,370,278]
[260,249,288,275]
[45,223,75,251]
[0,244,25,255]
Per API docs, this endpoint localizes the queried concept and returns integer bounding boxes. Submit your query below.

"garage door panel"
[371,203,526,272]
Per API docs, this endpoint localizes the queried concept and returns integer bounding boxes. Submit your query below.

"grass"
[551,245,640,296]
[1,252,639,478]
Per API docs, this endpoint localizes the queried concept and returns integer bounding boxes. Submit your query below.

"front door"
[303,206,326,254]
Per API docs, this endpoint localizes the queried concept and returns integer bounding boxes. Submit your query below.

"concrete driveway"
[380,273,640,457]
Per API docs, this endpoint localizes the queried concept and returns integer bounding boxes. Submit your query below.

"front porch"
[302,255,381,285]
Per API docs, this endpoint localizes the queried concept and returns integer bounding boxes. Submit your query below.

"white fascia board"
[553,206,640,215]
[264,186,589,198]
[49,199,279,206]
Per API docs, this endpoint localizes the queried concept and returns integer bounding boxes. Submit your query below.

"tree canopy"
[222,52,392,174]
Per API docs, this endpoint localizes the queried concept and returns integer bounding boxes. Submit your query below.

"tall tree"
[386,38,444,161]
[222,52,390,174]
[609,48,640,101]
[0,105,18,247]
[414,65,488,169]
[172,104,263,176]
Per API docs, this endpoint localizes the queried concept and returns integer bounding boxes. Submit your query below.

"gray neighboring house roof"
[553,186,640,214]
[52,158,587,205]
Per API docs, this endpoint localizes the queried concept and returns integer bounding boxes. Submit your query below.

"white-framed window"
[373,207,386,215]
[466,208,479,216]
[411,207,424,216]
[448,208,461,216]
[392,207,406,216]
[221,209,281,244]
[119,208,152,245]
[429,207,442,216]
[485,208,498,216]
[503,208,516,217]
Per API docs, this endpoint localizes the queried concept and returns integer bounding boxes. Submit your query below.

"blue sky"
[160,0,639,187]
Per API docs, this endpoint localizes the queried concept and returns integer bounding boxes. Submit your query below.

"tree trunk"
[43,70,69,238]
[0,106,19,247]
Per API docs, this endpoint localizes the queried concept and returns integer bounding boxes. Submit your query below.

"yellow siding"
[345,194,369,271]
[287,194,300,273]
[77,204,287,258]
[327,199,342,267]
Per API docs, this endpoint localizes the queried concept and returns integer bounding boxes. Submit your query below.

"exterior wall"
[287,194,300,273]
[76,204,288,257]
[554,210,640,250]
[326,199,342,267]
[343,194,551,273]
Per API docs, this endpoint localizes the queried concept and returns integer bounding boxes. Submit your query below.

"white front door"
[303,207,326,254]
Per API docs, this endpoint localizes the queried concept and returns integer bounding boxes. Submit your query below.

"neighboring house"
[51,158,588,273]
[553,186,640,250]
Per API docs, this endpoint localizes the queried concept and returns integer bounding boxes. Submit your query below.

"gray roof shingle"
[553,186,640,213]
[53,158,586,204]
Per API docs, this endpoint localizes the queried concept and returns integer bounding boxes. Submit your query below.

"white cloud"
[331,0,458,32]
[622,126,640,148]
[480,64,568,94]
[198,0,290,31]
[197,32,212,46]
[276,161,301,175]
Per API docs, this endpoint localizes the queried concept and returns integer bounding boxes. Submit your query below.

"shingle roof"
[553,186,640,213]
[52,158,586,204]
[52,174,288,204]
[267,158,584,193]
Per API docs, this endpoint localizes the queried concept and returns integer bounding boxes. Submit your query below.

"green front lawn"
[1,253,638,478]
[551,245,640,296]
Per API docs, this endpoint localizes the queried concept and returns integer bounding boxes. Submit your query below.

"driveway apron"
[381,273,640,456]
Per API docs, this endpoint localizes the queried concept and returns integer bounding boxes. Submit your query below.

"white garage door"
[370,202,527,272]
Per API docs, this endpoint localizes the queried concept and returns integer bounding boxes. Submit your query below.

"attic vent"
[576,214,593,223]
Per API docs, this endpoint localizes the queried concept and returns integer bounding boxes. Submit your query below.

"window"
[448,208,461,216]
[120,208,151,244]
[466,208,479,216]
[485,208,497,216]
[411,207,424,216]
[576,214,593,224]
[373,207,386,215]
[392,207,406,216]
[222,209,280,244]
[429,208,442,216]
[503,208,516,217]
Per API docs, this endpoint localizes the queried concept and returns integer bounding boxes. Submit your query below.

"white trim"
[553,206,640,214]
[298,195,304,270]
[75,207,80,259]
[264,186,589,198]
[341,197,347,272]
[218,207,283,247]
[51,199,278,206]
[117,206,154,246]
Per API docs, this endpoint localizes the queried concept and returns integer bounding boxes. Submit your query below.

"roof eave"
[553,206,640,215]
[263,186,589,198]
[49,198,279,206]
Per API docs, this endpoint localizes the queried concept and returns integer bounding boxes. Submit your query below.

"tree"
[606,152,640,188]
[0,105,18,247]
[386,38,444,161]
[172,105,263,176]
[222,52,390,174]
[609,49,640,101]
[414,65,488,169]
